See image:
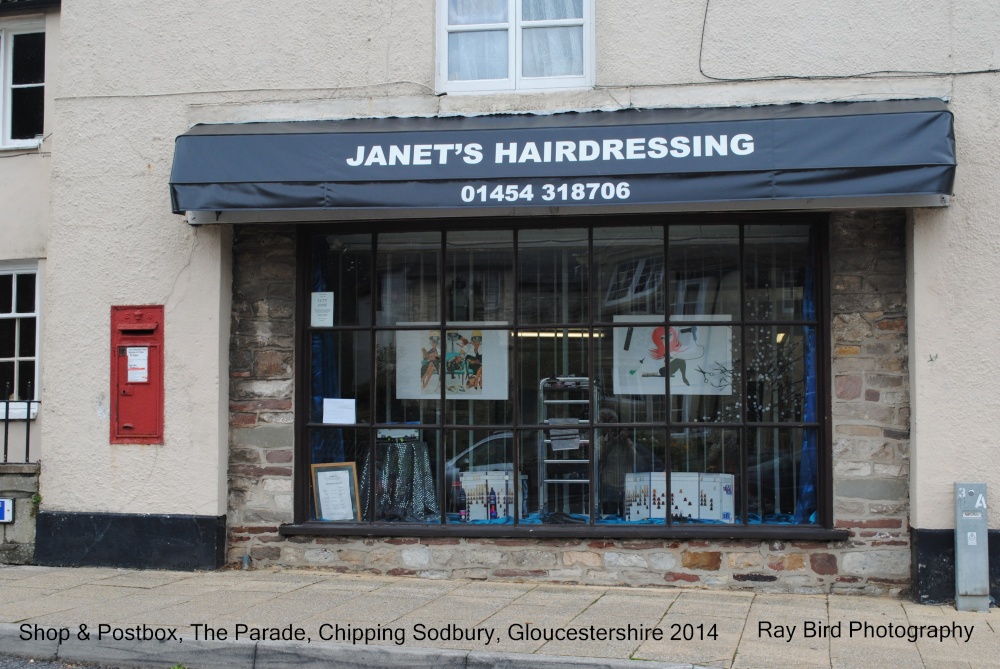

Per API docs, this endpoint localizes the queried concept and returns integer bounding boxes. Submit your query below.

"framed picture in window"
[311,462,361,522]
[613,315,733,396]
[396,322,509,400]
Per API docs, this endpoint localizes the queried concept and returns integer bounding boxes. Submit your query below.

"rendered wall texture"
[39,0,1000,546]
[227,213,911,593]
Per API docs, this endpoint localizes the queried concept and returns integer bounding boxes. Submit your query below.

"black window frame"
[283,213,844,541]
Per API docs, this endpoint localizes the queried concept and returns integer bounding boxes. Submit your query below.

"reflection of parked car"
[445,432,515,510]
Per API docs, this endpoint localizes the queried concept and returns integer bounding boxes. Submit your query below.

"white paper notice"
[322,398,356,424]
[311,292,334,327]
[127,347,149,383]
[316,469,355,521]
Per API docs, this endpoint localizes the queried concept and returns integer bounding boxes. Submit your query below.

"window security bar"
[3,382,38,463]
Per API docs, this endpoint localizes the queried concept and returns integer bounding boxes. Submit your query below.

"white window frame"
[0,261,40,419]
[604,256,665,307]
[0,17,46,150]
[436,0,594,94]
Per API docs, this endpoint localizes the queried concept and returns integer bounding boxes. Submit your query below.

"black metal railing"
[3,382,39,463]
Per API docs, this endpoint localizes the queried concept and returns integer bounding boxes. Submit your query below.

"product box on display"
[625,471,734,523]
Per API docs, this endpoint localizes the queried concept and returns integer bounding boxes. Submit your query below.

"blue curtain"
[795,231,818,524]
[310,239,345,464]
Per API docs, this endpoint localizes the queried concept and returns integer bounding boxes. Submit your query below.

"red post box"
[110,305,164,444]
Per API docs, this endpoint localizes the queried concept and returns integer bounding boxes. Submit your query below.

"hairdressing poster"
[613,315,732,396]
[396,323,509,400]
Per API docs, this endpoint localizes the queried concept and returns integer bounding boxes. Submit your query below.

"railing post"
[3,381,9,464]
[24,381,32,463]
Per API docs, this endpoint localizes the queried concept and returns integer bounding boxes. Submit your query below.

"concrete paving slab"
[0,596,84,624]
[46,583,145,601]
[90,571,193,590]
[6,565,1000,669]
[667,595,753,620]
[448,581,537,599]
[16,603,190,628]
[399,595,513,623]
[0,587,59,605]
[300,595,428,624]
[633,614,745,667]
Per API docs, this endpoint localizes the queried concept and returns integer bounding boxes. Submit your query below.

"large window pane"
[17,317,35,357]
[522,0,583,20]
[0,320,14,358]
[445,230,513,322]
[522,26,583,77]
[518,331,590,425]
[748,427,818,525]
[522,426,591,523]
[299,217,827,531]
[14,273,35,313]
[309,332,371,425]
[744,225,816,322]
[594,226,664,321]
[449,0,508,25]
[311,235,371,327]
[375,330,442,423]
[595,324,667,424]
[518,228,588,325]
[12,33,45,85]
[670,428,740,524]
[309,428,370,522]
[745,325,816,423]
[372,429,441,523]
[376,232,440,325]
[443,326,513,425]
[597,426,666,523]
[669,324,742,423]
[0,275,11,313]
[669,225,740,318]
[11,86,43,140]
[448,30,508,81]
[445,429,518,523]
[0,361,12,399]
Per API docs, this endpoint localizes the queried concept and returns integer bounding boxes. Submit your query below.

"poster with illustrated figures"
[612,315,732,396]
[396,323,509,400]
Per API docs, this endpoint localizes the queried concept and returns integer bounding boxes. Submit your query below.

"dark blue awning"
[169,99,955,218]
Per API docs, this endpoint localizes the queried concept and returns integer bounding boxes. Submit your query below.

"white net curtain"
[448,0,584,81]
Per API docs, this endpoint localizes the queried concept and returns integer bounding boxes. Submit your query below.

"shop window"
[0,263,39,419]
[1,22,44,147]
[436,0,594,93]
[299,217,826,533]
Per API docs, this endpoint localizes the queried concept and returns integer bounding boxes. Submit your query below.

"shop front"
[170,99,954,590]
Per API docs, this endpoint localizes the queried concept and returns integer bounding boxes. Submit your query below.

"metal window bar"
[3,381,37,463]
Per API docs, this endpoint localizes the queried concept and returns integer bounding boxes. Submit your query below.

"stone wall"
[0,463,41,564]
[226,212,911,594]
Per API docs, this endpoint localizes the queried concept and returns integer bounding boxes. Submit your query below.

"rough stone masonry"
[226,211,910,595]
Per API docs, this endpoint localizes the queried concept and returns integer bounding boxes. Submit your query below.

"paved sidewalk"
[0,564,996,668]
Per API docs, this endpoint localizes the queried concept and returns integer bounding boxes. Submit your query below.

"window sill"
[0,138,43,153]
[279,521,849,542]
[0,403,39,421]
[439,85,595,97]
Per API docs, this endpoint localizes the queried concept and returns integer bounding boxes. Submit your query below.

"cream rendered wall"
[0,10,57,261]
[909,75,1000,529]
[1,10,58,464]
[42,1,997,528]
